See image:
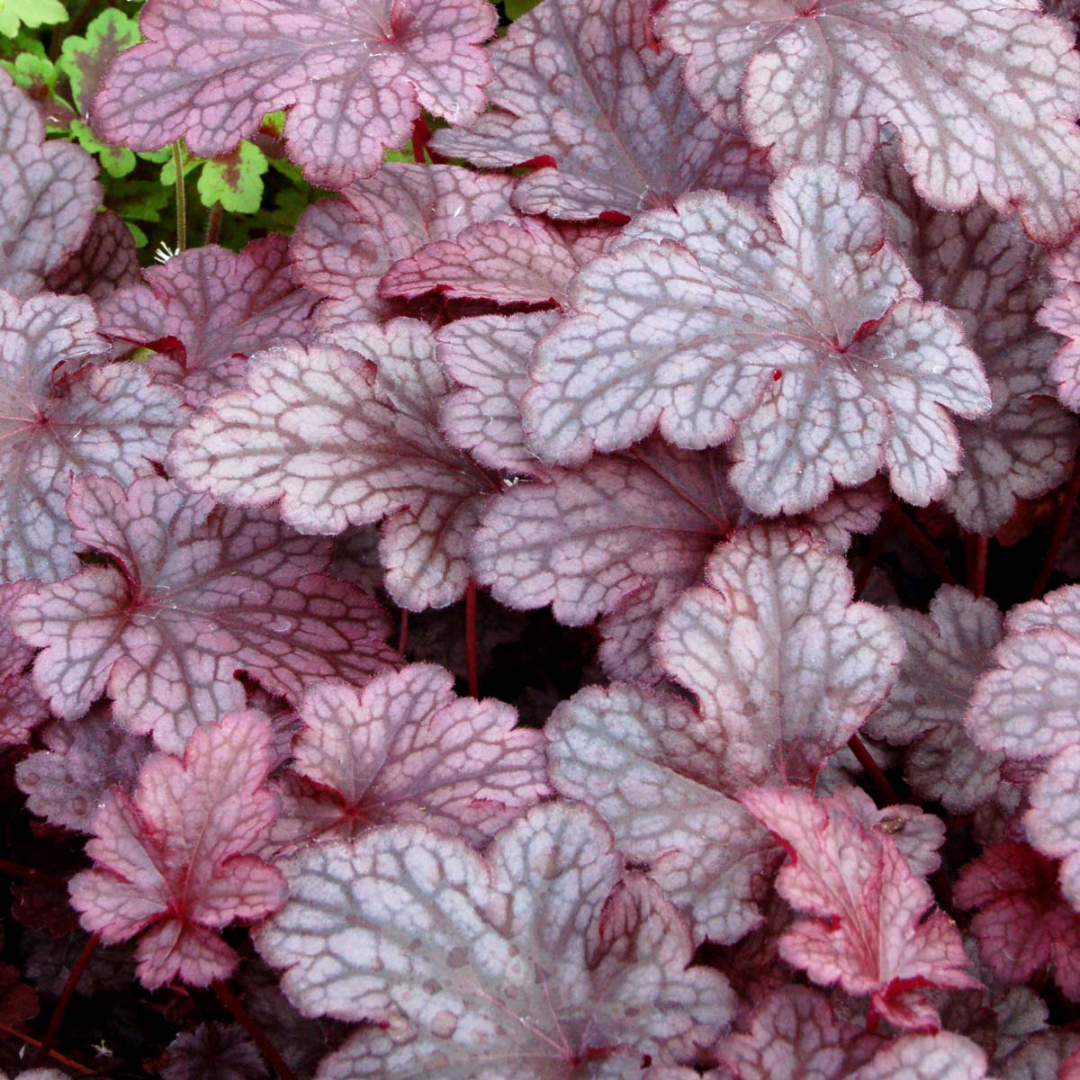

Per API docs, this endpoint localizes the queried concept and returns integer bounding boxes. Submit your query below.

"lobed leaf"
[655,0,1080,244]
[654,525,904,788]
[44,210,141,303]
[743,786,980,1029]
[269,664,549,852]
[1037,232,1080,414]
[546,682,781,945]
[527,165,990,512]
[257,802,733,1077]
[0,581,46,748]
[169,322,499,611]
[0,72,99,298]
[91,0,498,188]
[845,1033,991,1080]
[69,711,286,989]
[0,289,185,584]
[10,474,396,752]
[59,7,140,115]
[98,236,316,407]
[432,0,771,221]
[1026,744,1080,911]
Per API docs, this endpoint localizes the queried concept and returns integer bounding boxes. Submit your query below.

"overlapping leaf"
[162,1023,266,1080]
[875,155,1078,533]
[547,682,781,944]
[10,474,396,752]
[44,210,141,303]
[1026,744,1080,911]
[430,0,771,221]
[1037,232,1080,413]
[845,1034,991,1080]
[864,587,1006,813]
[291,163,515,330]
[256,802,733,1078]
[527,165,991,513]
[0,582,46,748]
[955,842,1080,1000]
[654,526,904,787]
[269,664,549,853]
[743,787,980,1030]
[381,217,615,308]
[98,237,316,406]
[91,0,498,188]
[0,289,184,584]
[655,0,1080,244]
[69,711,286,989]
[169,321,499,611]
[0,72,99,298]
[966,584,1080,760]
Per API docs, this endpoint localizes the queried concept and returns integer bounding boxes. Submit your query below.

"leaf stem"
[173,142,188,252]
[0,1022,94,1075]
[465,581,479,698]
[965,534,987,599]
[0,858,68,891]
[853,504,898,600]
[412,116,431,163]
[889,506,959,587]
[397,608,409,654]
[33,932,100,1069]
[204,202,224,246]
[846,734,900,807]
[212,980,298,1080]
[1030,455,1080,600]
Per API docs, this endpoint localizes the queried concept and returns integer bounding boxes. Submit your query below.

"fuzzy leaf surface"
[292,163,514,332]
[654,526,904,788]
[0,581,46,748]
[91,0,497,188]
[743,787,979,1029]
[865,587,1006,813]
[546,682,780,945]
[162,1022,267,1080]
[0,290,184,584]
[44,210,141,303]
[169,322,497,611]
[1027,744,1080,911]
[10,474,395,752]
[846,1033,990,1080]
[0,72,99,297]
[257,802,733,1077]
[270,664,548,852]
[1037,233,1080,413]
[655,0,1080,243]
[381,217,614,308]
[98,237,316,407]
[69,711,286,989]
[966,585,1080,760]
[430,0,770,220]
[527,165,990,512]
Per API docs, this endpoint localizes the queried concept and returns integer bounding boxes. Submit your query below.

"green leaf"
[2,51,57,93]
[197,141,268,213]
[0,0,66,38]
[504,0,542,19]
[58,7,140,112]
[105,176,170,224]
[71,119,136,177]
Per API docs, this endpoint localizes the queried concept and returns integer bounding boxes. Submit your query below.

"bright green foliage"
[59,7,140,112]
[504,0,543,18]
[0,0,66,39]
[197,141,268,213]
[2,50,57,94]
[71,119,137,177]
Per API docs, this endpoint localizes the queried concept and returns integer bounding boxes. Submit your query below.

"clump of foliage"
[2,1,1080,1078]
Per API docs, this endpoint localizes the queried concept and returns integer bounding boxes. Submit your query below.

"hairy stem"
[965,534,988,599]
[846,734,900,807]
[397,608,409,654]
[205,202,224,246]
[465,581,479,698]
[173,143,188,252]
[0,1022,93,1075]
[213,981,298,1080]
[34,932,100,1069]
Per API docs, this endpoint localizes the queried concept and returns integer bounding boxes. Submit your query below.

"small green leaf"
[504,0,542,19]
[2,51,57,93]
[105,177,170,224]
[71,119,136,177]
[0,0,66,38]
[125,222,149,248]
[197,141,268,213]
[58,7,140,112]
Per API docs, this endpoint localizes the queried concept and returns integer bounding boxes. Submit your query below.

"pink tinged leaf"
[10,474,395,752]
[1037,233,1080,413]
[845,1033,991,1080]
[0,72,100,298]
[742,786,980,1029]
[955,841,1080,1000]
[876,159,1079,533]
[966,584,1080,760]
[44,211,142,303]
[97,237,317,407]
[1027,744,1080,911]
[290,163,515,331]
[0,289,185,584]
[526,166,990,511]
[91,0,497,188]
[381,217,616,308]
[16,708,150,833]
[831,785,945,879]
[271,664,548,852]
[714,986,882,1080]
[546,682,781,945]
[256,803,733,1075]
[438,311,559,475]
[430,0,772,221]
[864,586,1007,814]
[69,712,285,989]
[0,582,47,748]
[655,0,1080,245]
[654,525,904,788]
[168,322,498,611]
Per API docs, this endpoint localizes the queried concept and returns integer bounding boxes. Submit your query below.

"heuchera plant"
[5,0,1080,1077]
